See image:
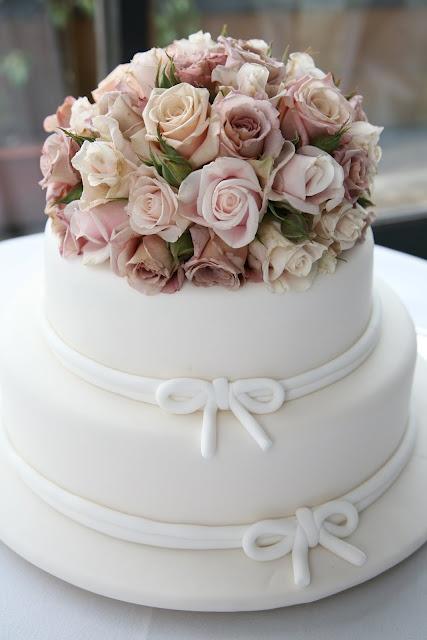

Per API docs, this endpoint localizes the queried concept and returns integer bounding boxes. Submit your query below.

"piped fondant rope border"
[40,294,382,458]
[2,416,416,588]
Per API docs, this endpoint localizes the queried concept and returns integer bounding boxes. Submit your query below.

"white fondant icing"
[1,416,416,587]
[40,295,381,458]
[44,220,374,380]
[0,281,416,525]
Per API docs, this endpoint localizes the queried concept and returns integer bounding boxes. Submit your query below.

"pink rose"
[39,131,80,197]
[127,165,188,242]
[43,96,75,132]
[51,205,85,258]
[212,91,283,162]
[333,146,370,203]
[178,157,264,248]
[184,226,247,289]
[270,145,344,214]
[111,228,183,295]
[280,74,353,145]
[68,200,129,264]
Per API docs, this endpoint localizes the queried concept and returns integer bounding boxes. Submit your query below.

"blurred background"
[0,0,426,256]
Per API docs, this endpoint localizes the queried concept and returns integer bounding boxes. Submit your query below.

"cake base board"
[0,357,426,612]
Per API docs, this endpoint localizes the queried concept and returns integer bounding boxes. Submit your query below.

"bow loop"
[242,500,367,588]
[156,377,286,458]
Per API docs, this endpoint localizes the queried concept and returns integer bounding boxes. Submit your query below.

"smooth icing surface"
[43,221,374,379]
[0,280,416,525]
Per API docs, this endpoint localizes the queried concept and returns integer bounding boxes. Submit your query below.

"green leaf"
[312,123,349,153]
[280,213,312,243]
[154,127,193,187]
[156,56,180,89]
[169,229,194,263]
[60,128,96,146]
[220,23,228,37]
[357,195,374,208]
[57,183,83,205]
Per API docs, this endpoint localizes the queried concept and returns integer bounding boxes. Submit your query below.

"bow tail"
[229,397,273,451]
[319,529,367,567]
[200,400,218,459]
[292,527,311,587]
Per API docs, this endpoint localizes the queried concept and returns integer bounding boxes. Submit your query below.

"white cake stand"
[0,348,426,611]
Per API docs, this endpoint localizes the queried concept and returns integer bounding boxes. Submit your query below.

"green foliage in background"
[0,50,30,87]
[47,0,94,29]
[154,0,201,47]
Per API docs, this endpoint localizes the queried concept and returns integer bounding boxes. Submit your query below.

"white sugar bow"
[156,377,286,458]
[242,500,367,587]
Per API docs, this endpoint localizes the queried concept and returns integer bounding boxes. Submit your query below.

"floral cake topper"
[40,31,382,295]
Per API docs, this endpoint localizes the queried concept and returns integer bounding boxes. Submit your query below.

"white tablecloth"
[1,234,426,640]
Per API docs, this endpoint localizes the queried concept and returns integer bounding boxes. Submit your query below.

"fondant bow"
[156,377,286,458]
[242,500,367,587]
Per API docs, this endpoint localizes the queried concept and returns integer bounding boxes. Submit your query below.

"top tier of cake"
[44,222,374,380]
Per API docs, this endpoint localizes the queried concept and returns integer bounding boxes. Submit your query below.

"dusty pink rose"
[213,36,285,96]
[39,131,80,196]
[333,146,370,203]
[143,83,220,168]
[111,228,183,295]
[212,91,283,162]
[50,205,85,258]
[126,165,188,242]
[178,157,264,248]
[68,199,129,264]
[43,96,75,132]
[280,74,353,145]
[270,144,345,214]
[167,33,227,89]
[184,225,247,289]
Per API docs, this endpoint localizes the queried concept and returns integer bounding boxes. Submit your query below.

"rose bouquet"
[40,31,382,295]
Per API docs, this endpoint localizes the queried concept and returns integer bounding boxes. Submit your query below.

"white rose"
[168,31,217,57]
[69,97,98,136]
[347,121,383,165]
[236,62,269,97]
[315,201,365,251]
[143,82,220,168]
[285,52,325,84]
[72,116,138,209]
[126,48,168,104]
[249,219,325,292]
[127,165,188,242]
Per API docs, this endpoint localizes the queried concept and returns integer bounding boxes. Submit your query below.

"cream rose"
[314,201,366,251]
[69,97,99,136]
[178,156,264,248]
[270,145,345,214]
[347,121,383,166]
[143,82,220,168]
[285,52,325,84]
[248,219,325,292]
[127,165,188,241]
[71,116,138,209]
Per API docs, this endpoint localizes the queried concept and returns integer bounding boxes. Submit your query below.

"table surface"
[1,234,427,640]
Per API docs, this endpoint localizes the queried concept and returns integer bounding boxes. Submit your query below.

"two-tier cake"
[0,32,426,611]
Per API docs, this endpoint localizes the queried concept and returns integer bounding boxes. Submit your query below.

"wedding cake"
[0,32,426,611]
